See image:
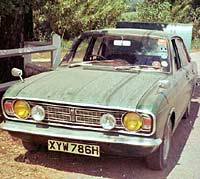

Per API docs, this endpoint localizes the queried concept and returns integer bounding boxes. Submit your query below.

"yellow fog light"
[122,112,143,132]
[13,100,30,119]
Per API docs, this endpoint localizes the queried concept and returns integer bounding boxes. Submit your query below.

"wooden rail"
[0,33,61,69]
[0,33,61,92]
[0,81,18,92]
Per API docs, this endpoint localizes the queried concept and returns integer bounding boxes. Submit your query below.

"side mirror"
[11,68,23,77]
[11,68,24,82]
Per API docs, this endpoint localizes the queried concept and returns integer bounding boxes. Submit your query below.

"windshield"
[61,33,170,72]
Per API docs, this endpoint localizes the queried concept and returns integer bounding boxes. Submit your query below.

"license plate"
[48,140,100,157]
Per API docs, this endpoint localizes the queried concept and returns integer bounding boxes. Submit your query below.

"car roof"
[84,28,171,39]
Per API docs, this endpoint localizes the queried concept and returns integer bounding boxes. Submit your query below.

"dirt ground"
[0,53,200,179]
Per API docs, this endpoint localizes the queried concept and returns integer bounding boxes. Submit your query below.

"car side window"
[175,38,190,66]
[171,39,182,70]
[74,37,92,62]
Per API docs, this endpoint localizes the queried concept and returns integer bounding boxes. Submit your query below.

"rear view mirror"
[113,40,131,46]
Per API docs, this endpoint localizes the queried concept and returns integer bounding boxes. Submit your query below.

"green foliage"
[125,0,142,11]
[135,0,172,22]
[61,39,73,52]
[120,12,138,21]
[33,0,126,40]
[130,0,200,40]
[0,0,34,17]
[192,7,200,39]
[170,0,200,39]
[171,0,193,22]
[192,38,200,49]
[0,0,22,17]
[1,0,200,42]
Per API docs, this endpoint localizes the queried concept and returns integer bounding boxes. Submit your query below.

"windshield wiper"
[114,65,141,71]
[137,65,158,69]
[68,61,102,68]
[114,65,158,71]
[68,61,93,68]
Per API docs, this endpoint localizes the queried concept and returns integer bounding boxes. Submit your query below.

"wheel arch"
[167,108,176,133]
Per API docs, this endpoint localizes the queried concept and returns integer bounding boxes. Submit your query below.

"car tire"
[182,101,191,120]
[22,140,40,152]
[146,121,172,170]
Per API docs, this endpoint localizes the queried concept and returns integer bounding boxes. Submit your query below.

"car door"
[175,37,195,100]
[175,38,196,93]
[171,37,192,123]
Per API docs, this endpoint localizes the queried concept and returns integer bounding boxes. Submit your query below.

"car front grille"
[28,101,125,129]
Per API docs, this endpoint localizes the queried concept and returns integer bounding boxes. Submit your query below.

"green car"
[0,27,198,170]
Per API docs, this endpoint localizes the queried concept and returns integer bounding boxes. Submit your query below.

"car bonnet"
[4,67,166,110]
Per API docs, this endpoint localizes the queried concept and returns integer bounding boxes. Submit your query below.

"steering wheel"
[89,54,106,61]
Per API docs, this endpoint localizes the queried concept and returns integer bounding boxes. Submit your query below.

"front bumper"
[0,120,162,148]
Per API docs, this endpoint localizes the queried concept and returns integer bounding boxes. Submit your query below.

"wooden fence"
[0,34,61,92]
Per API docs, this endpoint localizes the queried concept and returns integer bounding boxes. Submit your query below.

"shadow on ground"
[15,87,200,179]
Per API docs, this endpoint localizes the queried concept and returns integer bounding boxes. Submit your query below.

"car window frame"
[175,37,191,66]
[171,36,191,72]
[171,37,182,71]
[62,32,172,74]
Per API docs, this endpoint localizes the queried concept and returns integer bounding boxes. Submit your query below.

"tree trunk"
[0,4,33,83]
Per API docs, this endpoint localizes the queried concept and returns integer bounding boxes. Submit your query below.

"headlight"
[122,112,143,132]
[13,100,30,119]
[100,113,116,130]
[31,105,45,122]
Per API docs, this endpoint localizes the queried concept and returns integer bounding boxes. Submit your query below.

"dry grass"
[32,51,67,60]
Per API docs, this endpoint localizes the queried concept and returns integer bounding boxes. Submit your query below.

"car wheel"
[182,101,191,120]
[22,140,40,152]
[146,121,172,170]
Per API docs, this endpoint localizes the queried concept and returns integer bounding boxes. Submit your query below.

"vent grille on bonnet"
[28,101,125,128]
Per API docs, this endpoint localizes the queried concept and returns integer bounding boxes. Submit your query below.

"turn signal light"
[142,115,152,130]
[4,100,14,116]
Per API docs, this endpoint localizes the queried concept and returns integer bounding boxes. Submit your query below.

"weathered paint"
[86,28,170,39]
[116,22,193,51]
[4,67,168,110]
[0,27,198,167]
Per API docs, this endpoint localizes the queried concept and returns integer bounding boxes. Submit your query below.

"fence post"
[51,34,61,69]
[24,42,32,66]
